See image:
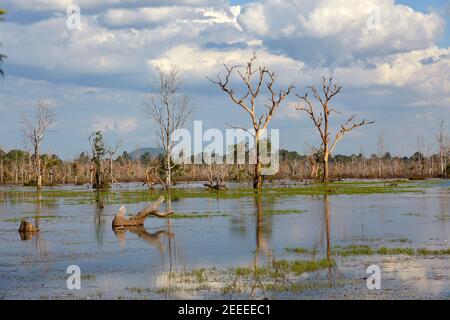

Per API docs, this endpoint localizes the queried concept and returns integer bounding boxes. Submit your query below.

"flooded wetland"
[1,180,449,300]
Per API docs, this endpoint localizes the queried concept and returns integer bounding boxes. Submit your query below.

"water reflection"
[253,193,273,267]
[323,195,336,283]
[113,224,174,253]
[1,182,450,298]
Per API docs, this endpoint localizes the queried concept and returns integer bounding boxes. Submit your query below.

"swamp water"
[0,180,449,299]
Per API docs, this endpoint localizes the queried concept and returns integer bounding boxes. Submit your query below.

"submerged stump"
[18,219,39,233]
[112,195,173,228]
[18,220,40,240]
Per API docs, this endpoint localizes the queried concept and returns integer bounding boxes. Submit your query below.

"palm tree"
[0,9,7,76]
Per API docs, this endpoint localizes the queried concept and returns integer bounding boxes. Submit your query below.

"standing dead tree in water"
[106,139,122,186]
[144,65,191,190]
[296,77,374,183]
[437,120,449,178]
[209,53,293,189]
[21,100,55,190]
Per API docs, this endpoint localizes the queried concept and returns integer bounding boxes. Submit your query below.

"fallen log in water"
[112,195,173,228]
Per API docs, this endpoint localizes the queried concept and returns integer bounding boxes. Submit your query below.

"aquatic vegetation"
[0,215,61,222]
[0,179,426,206]
[285,247,317,255]
[401,212,426,217]
[285,244,450,258]
[184,268,208,283]
[126,287,152,294]
[170,212,230,219]
[81,274,96,281]
[266,209,306,215]
[387,238,411,244]
[327,245,450,256]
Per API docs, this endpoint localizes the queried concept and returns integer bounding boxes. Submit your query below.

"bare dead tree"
[296,77,374,182]
[437,120,448,178]
[21,100,55,190]
[377,133,385,178]
[144,65,192,190]
[209,53,293,189]
[106,138,123,186]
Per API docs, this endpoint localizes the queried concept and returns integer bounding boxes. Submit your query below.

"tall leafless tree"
[209,53,293,189]
[296,77,374,183]
[437,120,448,178]
[21,100,55,190]
[144,65,191,190]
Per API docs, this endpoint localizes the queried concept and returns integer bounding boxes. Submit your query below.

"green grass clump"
[334,244,375,256]
[184,268,208,283]
[329,245,450,257]
[232,258,332,279]
[126,287,152,294]
[416,248,450,256]
[377,247,415,255]
[266,209,306,215]
[263,281,337,293]
[277,259,333,275]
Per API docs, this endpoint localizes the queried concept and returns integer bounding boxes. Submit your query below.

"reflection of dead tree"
[112,196,173,228]
[113,225,174,253]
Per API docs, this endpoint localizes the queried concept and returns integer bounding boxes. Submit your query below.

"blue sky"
[0,0,450,159]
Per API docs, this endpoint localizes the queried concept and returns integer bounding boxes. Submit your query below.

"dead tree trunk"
[112,195,173,228]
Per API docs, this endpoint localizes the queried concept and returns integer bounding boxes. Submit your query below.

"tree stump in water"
[18,220,39,233]
[18,220,40,240]
[112,195,173,228]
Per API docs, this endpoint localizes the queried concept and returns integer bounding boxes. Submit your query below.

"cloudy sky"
[0,0,449,159]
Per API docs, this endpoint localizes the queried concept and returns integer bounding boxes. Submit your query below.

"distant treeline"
[1,147,448,186]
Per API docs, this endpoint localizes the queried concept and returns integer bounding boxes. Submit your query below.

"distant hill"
[129,147,163,160]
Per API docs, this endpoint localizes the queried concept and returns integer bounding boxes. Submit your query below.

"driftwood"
[18,220,39,233]
[112,195,173,228]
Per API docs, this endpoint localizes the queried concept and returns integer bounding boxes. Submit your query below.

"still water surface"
[0,181,449,299]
